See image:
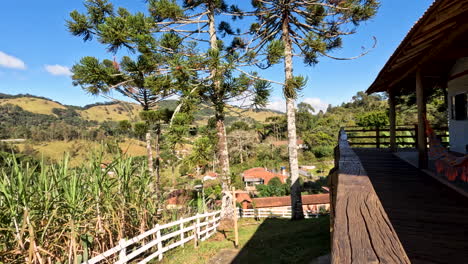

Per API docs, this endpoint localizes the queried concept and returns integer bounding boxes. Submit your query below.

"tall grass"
[0,152,183,263]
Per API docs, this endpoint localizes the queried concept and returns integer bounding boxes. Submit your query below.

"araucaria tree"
[68,0,270,219]
[67,0,195,197]
[248,0,379,219]
[150,0,271,219]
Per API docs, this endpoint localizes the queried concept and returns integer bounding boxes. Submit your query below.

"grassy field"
[16,138,149,166]
[0,97,66,115]
[160,216,330,264]
[225,105,282,122]
[80,102,141,122]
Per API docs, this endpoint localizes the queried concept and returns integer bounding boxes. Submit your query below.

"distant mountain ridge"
[0,93,282,125]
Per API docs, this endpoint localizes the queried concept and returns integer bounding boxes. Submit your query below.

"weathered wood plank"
[330,129,410,264]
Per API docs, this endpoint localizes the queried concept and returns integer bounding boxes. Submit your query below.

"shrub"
[311,145,334,159]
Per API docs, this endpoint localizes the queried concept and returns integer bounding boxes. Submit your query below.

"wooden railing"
[236,207,328,219]
[329,129,410,263]
[83,211,221,264]
[344,125,449,148]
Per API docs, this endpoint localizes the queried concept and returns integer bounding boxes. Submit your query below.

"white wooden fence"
[83,211,221,264]
[236,207,325,219]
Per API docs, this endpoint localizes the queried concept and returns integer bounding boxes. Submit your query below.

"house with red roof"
[252,194,330,213]
[235,192,330,213]
[235,191,253,209]
[242,167,288,191]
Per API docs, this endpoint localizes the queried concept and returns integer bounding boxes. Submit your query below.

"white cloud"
[45,64,72,76]
[302,97,329,113]
[0,51,26,69]
[266,99,286,113]
[266,97,329,114]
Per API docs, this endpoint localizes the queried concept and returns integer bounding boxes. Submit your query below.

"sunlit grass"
[160,216,330,264]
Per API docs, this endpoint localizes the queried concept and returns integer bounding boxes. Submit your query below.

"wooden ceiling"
[367,0,468,94]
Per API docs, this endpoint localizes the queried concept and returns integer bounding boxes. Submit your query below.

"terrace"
[330,0,468,262]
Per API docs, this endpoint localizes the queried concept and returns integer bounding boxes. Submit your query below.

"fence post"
[232,187,239,248]
[118,239,127,263]
[180,222,184,248]
[376,126,380,148]
[156,224,163,261]
[211,213,216,236]
[194,214,199,248]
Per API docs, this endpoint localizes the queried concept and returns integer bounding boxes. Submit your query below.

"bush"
[311,145,334,159]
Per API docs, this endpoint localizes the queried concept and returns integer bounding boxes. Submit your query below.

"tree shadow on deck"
[229,217,330,264]
[354,149,468,263]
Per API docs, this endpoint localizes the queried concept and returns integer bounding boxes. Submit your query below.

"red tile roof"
[236,192,252,203]
[252,194,329,208]
[243,167,287,184]
[205,172,218,177]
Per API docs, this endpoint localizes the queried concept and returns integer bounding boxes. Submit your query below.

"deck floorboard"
[354,149,468,264]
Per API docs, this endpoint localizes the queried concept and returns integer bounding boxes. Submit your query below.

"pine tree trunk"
[155,128,161,198]
[282,16,304,220]
[146,131,155,193]
[208,3,234,219]
[216,118,233,219]
[172,149,176,188]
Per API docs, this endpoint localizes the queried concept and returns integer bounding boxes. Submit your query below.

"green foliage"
[134,122,148,139]
[284,76,307,99]
[149,0,185,22]
[356,111,389,128]
[266,40,284,65]
[256,177,290,197]
[0,152,167,262]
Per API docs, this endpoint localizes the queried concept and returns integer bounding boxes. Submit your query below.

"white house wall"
[447,57,468,154]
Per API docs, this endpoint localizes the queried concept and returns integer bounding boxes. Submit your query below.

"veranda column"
[416,69,428,169]
[388,89,397,152]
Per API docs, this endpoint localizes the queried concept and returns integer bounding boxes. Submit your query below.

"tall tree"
[67,1,193,197]
[150,0,271,218]
[246,0,379,219]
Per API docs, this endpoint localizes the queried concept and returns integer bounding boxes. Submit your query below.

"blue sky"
[0,0,434,112]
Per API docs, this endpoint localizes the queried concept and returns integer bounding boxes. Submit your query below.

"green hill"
[0,93,281,125]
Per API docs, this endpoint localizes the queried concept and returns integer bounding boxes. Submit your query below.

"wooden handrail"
[344,125,449,149]
[329,129,410,263]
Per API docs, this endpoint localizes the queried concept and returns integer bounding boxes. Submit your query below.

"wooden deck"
[354,149,468,263]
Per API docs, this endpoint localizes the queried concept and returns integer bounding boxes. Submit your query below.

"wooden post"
[180,222,184,247]
[232,187,239,248]
[194,214,199,248]
[156,224,163,261]
[388,89,397,152]
[416,69,428,169]
[118,239,127,263]
[376,126,381,148]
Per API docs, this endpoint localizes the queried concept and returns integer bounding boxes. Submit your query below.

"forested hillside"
[0,93,280,141]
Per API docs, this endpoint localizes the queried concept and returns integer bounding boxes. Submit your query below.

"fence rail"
[236,207,327,219]
[83,211,221,264]
[344,125,449,148]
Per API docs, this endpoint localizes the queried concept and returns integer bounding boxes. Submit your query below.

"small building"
[202,172,218,182]
[166,189,190,209]
[242,167,288,191]
[235,191,253,209]
[251,194,330,213]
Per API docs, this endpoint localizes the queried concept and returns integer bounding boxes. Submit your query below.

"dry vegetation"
[80,103,141,122]
[0,97,66,115]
